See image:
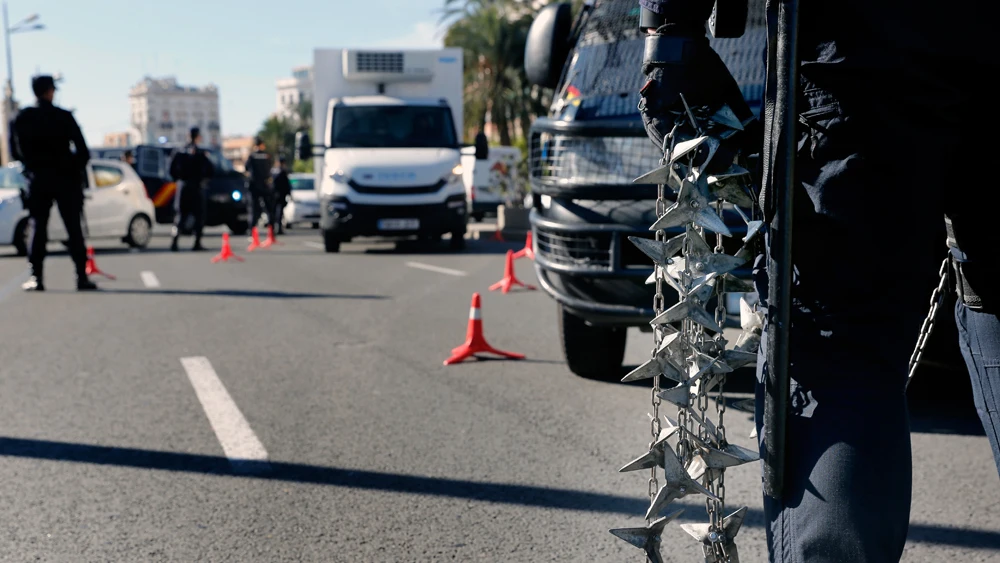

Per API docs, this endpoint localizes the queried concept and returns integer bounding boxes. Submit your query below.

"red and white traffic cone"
[444,293,525,365]
[489,250,536,294]
[84,247,116,280]
[212,233,244,263]
[260,224,281,248]
[247,226,261,251]
[512,230,535,261]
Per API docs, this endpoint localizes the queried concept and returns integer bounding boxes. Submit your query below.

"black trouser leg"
[54,192,88,279]
[192,187,206,247]
[27,193,53,278]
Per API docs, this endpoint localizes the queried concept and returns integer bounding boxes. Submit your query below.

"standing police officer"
[169,127,214,251]
[271,156,291,235]
[9,75,96,292]
[244,137,273,233]
[636,1,999,561]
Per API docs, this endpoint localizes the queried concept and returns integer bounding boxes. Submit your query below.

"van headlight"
[446,164,463,185]
[324,170,348,196]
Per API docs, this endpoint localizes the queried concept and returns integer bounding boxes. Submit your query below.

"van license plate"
[378,218,419,231]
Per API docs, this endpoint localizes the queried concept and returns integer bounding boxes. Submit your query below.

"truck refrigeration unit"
[298,48,484,253]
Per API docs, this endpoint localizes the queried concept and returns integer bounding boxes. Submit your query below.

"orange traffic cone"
[84,247,116,280]
[512,231,535,261]
[444,293,525,365]
[260,224,281,248]
[212,233,245,263]
[491,229,505,242]
[247,226,261,251]
[489,250,536,294]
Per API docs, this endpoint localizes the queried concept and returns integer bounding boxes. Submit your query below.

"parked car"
[522,0,765,378]
[91,145,249,235]
[0,160,156,255]
[283,173,320,229]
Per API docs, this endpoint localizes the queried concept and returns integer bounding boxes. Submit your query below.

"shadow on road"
[85,288,387,300]
[0,436,995,549]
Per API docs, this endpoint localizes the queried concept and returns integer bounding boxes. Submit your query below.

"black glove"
[638,27,753,166]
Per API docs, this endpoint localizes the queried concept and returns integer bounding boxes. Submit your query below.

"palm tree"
[257,115,296,161]
[444,1,538,145]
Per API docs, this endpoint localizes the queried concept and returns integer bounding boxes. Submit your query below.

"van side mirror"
[296,131,312,161]
[474,132,489,160]
[524,3,574,89]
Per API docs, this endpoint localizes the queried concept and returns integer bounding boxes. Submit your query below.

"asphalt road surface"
[0,228,997,562]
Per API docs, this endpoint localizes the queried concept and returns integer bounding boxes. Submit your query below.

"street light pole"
[1,2,43,165]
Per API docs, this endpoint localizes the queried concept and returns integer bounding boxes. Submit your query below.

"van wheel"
[472,213,485,222]
[125,214,152,248]
[449,231,466,251]
[13,218,29,256]
[558,304,627,380]
[228,222,248,236]
[323,231,341,253]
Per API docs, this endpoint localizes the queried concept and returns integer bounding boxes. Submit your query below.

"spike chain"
[610,101,765,563]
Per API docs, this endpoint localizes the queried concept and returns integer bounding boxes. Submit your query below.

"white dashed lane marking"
[303,241,325,250]
[140,271,160,288]
[405,262,467,277]
[181,356,270,473]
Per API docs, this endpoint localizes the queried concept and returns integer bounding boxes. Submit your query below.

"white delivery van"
[460,145,524,222]
[298,48,486,253]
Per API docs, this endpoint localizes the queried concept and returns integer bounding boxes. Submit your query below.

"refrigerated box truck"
[297,48,485,252]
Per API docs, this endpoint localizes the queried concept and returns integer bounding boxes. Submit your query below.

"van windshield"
[330,106,458,149]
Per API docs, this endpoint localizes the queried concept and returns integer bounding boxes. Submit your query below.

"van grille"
[348,179,445,195]
[535,226,612,271]
[530,133,662,187]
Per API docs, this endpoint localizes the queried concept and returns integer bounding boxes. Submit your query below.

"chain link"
[907,256,951,381]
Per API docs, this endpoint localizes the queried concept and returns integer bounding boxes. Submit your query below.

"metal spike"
[709,105,744,131]
[618,426,682,472]
[634,163,685,190]
[658,384,692,407]
[680,507,748,563]
[622,355,684,384]
[668,136,709,164]
[645,450,719,519]
[650,301,724,333]
[685,231,746,277]
[722,349,757,370]
[699,444,759,470]
[609,509,685,563]
[628,234,686,268]
[744,220,764,243]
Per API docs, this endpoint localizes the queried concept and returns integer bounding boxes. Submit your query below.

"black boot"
[192,233,205,251]
[77,276,98,291]
[171,235,179,252]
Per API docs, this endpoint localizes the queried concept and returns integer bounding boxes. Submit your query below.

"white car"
[283,173,320,229]
[0,159,156,256]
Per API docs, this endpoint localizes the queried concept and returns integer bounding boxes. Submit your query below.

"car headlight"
[231,190,242,201]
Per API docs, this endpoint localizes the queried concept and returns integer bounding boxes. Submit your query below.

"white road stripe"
[140,271,160,288]
[180,357,270,473]
[303,241,325,249]
[405,261,467,277]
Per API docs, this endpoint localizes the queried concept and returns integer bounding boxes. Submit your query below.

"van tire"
[558,304,627,380]
[323,231,341,253]
[449,231,466,251]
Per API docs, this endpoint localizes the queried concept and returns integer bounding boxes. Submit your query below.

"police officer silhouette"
[9,75,97,291]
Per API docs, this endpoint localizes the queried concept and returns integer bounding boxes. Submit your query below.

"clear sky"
[7,0,450,146]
